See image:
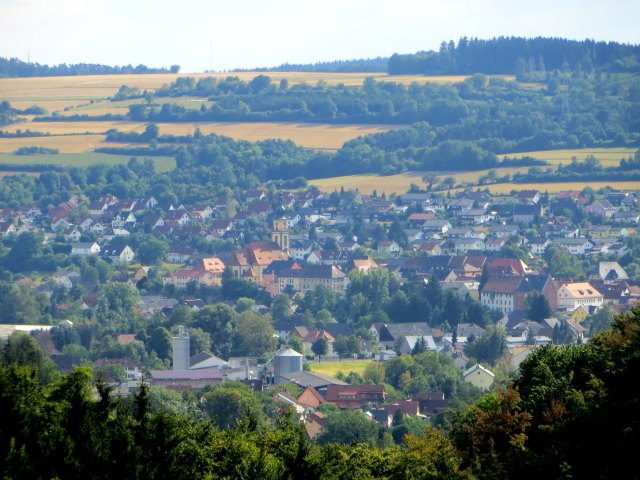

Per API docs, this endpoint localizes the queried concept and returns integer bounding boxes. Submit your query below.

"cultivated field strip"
[0,121,398,150]
[0,72,511,103]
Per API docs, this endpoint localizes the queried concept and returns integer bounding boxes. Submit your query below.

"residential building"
[557,282,604,312]
[324,384,386,409]
[277,265,347,295]
[102,245,135,265]
[71,242,100,256]
[480,276,522,313]
[462,364,495,390]
[553,237,594,255]
[586,199,616,218]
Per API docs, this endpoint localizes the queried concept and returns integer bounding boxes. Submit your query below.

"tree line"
[2,306,639,479]
[244,57,388,73]
[0,57,179,78]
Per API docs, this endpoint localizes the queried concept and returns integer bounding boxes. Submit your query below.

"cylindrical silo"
[273,347,303,384]
[172,326,190,370]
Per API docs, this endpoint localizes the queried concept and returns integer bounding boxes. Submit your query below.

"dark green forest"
[388,37,640,76]
[2,307,639,479]
[261,37,640,76]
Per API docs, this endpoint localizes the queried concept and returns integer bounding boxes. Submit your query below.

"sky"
[1,0,639,73]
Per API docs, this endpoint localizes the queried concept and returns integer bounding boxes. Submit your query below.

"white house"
[71,242,100,256]
[103,245,135,265]
[553,237,594,255]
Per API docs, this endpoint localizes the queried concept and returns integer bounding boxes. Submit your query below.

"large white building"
[557,282,603,312]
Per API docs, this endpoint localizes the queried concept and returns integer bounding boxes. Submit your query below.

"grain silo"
[172,326,190,370]
[273,346,303,384]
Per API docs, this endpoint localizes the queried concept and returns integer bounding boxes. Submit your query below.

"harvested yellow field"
[60,97,212,117]
[501,148,636,167]
[1,120,394,150]
[311,172,424,195]
[0,72,511,105]
[311,170,640,196]
[158,122,398,149]
[0,134,106,154]
[0,121,147,135]
[0,74,177,101]
[58,99,138,116]
[485,181,640,194]
[310,168,529,195]
[445,167,529,184]
[9,99,90,113]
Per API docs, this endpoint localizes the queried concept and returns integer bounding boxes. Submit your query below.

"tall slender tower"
[272,219,290,251]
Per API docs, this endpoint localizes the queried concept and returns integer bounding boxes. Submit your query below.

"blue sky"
[1,0,639,73]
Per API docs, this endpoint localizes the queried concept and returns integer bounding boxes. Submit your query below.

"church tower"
[272,219,290,251]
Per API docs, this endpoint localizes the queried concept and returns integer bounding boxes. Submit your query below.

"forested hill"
[388,37,640,76]
[0,57,180,78]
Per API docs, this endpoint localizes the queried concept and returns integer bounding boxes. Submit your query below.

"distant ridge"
[239,37,640,75]
[0,57,180,78]
[238,57,388,73]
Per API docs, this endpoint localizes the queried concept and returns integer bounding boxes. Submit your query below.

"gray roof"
[403,335,437,351]
[385,322,433,339]
[149,368,223,380]
[280,371,348,388]
[276,347,303,357]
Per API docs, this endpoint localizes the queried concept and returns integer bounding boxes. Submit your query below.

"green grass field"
[307,358,375,377]
[0,152,175,172]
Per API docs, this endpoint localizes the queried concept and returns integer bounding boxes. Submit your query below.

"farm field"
[0,121,148,135]
[0,152,175,172]
[310,170,640,196]
[0,134,108,154]
[0,72,503,99]
[501,147,636,167]
[310,172,425,195]
[1,120,397,150]
[58,97,213,117]
[308,358,375,377]
[483,181,640,194]
[161,122,397,149]
[0,73,630,177]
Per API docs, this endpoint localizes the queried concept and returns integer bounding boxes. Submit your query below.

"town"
[1,173,637,439]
